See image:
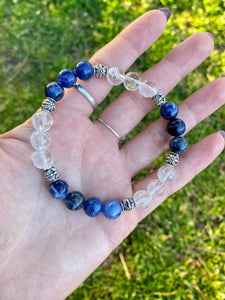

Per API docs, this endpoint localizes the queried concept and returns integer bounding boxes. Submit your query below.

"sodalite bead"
[84,197,103,217]
[103,200,122,219]
[167,118,186,136]
[45,82,64,101]
[169,136,188,154]
[49,179,69,200]
[65,191,85,211]
[32,111,53,131]
[160,102,179,120]
[75,61,94,80]
[57,69,77,88]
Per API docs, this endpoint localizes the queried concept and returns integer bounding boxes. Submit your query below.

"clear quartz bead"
[32,111,53,131]
[123,72,140,91]
[139,80,158,98]
[158,164,177,184]
[32,150,54,169]
[30,131,51,150]
[107,67,125,85]
[147,179,166,199]
[133,190,152,209]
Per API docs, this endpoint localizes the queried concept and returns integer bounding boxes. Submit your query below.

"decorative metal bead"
[94,64,108,78]
[166,152,179,167]
[44,166,59,182]
[152,93,167,107]
[41,98,56,113]
[120,198,136,211]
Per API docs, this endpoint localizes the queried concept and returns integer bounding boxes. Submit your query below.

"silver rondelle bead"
[44,166,59,182]
[166,152,179,167]
[94,64,108,78]
[152,93,167,107]
[120,198,136,211]
[41,98,56,113]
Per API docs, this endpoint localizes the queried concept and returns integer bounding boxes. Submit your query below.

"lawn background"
[0,0,224,299]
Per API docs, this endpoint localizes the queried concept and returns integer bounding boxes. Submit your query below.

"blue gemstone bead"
[75,61,94,80]
[65,191,85,211]
[167,118,186,136]
[49,179,69,199]
[160,102,179,120]
[57,69,77,88]
[45,82,64,101]
[84,197,103,217]
[103,200,122,219]
[169,136,188,154]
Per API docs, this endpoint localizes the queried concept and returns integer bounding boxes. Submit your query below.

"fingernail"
[159,7,171,21]
[206,32,214,41]
[218,130,225,138]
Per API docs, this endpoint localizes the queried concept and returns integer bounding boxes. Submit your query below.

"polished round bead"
[160,102,179,120]
[158,164,177,184]
[30,131,51,150]
[65,191,85,210]
[103,200,122,219]
[147,179,166,198]
[133,190,152,209]
[107,67,125,86]
[139,80,157,98]
[57,69,77,88]
[169,136,188,154]
[84,197,103,217]
[45,82,64,101]
[32,150,54,169]
[123,72,140,91]
[167,118,186,136]
[49,179,69,200]
[32,111,53,131]
[75,61,94,80]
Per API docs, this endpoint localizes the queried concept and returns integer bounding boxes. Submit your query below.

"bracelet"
[30,61,188,219]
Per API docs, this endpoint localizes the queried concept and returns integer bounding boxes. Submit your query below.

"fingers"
[120,78,225,177]
[61,9,168,116]
[95,32,214,140]
[132,132,225,222]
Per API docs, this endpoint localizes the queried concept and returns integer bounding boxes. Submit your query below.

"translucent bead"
[147,179,166,199]
[32,150,54,169]
[107,67,125,85]
[158,164,177,184]
[133,190,152,209]
[139,80,158,98]
[123,72,140,91]
[30,131,51,150]
[32,111,53,131]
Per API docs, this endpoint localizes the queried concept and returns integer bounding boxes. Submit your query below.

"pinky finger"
[132,132,225,222]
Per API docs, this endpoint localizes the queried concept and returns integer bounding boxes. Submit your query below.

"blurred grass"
[0,0,225,299]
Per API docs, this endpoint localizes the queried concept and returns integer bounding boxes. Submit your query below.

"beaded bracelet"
[30,61,188,219]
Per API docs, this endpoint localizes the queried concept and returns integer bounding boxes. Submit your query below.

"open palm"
[0,9,224,300]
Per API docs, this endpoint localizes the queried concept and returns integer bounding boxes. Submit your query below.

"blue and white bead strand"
[30,61,188,219]
[106,67,188,209]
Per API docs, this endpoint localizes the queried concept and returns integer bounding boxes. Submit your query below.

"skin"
[0,9,224,300]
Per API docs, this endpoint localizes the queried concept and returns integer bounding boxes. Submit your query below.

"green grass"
[0,0,224,299]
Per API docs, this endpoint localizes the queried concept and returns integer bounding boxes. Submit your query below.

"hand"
[0,9,224,300]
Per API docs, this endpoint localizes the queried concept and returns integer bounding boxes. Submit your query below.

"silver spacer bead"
[152,93,167,107]
[120,198,136,211]
[166,152,180,167]
[44,166,59,182]
[94,64,108,78]
[41,98,56,113]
